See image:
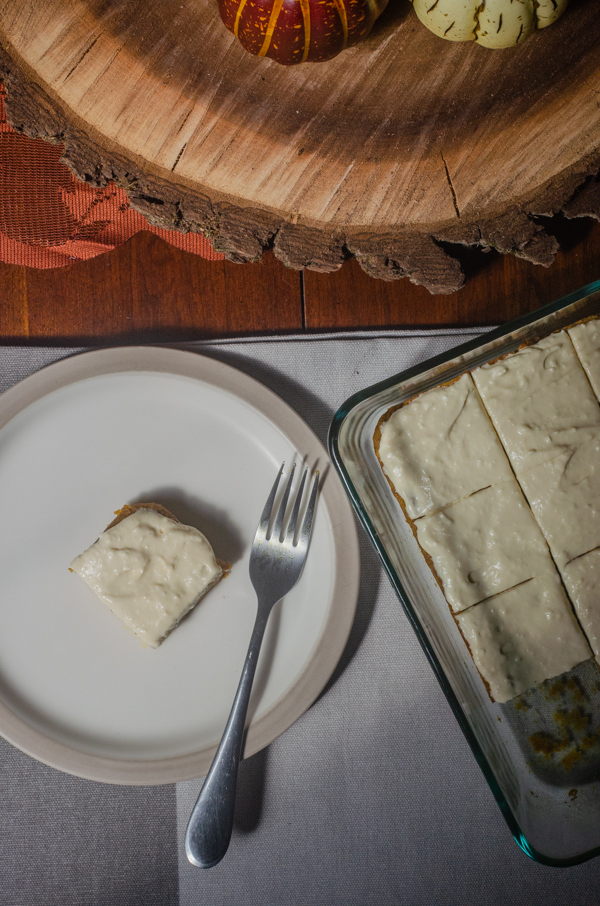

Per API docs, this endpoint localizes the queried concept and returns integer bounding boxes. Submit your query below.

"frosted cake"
[415,481,554,614]
[377,320,600,703]
[456,576,591,704]
[70,503,229,648]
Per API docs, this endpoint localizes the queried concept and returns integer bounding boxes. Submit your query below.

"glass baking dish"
[329,278,600,867]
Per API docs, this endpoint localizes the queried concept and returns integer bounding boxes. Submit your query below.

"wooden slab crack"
[0,0,599,293]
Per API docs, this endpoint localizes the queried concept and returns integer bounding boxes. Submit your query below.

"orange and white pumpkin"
[219,0,389,64]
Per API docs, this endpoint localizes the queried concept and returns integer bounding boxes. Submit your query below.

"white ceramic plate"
[0,347,359,784]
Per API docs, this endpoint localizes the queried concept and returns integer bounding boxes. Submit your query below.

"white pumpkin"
[411,0,569,49]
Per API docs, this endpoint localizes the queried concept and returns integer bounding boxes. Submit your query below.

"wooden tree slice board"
[0,0,599,292]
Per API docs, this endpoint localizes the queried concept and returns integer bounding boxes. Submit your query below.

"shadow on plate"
[318,531,381,702]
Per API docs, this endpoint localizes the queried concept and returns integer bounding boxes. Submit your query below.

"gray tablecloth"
[2,332,600,906]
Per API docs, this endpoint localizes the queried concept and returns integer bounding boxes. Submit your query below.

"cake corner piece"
[456,575,592,704]
[70,503,229,648]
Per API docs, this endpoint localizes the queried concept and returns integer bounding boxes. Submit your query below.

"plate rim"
[0,345,360,785]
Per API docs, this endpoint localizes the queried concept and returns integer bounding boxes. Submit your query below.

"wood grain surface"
[305,215,600,328]
[1,0,599,293]
[0,233,303,343]
[2,215,599,345]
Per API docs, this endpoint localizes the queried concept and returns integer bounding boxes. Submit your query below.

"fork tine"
[256,463,285,541]
[271,463,296,540]
[298,471,319,546]
[285,468,307,544]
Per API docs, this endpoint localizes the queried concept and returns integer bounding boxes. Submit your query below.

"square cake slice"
[473,331,600,476]
[518,435,600,569]
[456,576,591,704]
[70,504,228,648]
[562,548,600,662]
[568,319,600,400]
[415,481,555,613]
[377,373,513,519]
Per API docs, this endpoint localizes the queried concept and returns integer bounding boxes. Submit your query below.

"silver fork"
[185,463,319,869]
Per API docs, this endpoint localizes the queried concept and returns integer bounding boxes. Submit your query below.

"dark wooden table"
[2,214,600,344]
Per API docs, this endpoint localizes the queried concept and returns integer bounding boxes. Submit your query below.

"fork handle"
[185,602,272,868]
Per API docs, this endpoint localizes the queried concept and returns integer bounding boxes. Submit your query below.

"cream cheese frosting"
[518,433,600,568]
[415,481,554,613]
[473,332,600,476]
[568,319,600,401]
[70,508,224,648]
[377,320,600,704]
[378,373,513,519]
[562,548,600,662]
[456,576,591,704]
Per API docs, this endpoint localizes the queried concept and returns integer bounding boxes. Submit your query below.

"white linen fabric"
[2,331,600,906]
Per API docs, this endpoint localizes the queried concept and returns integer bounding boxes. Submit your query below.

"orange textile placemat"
[0,85,224,268]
